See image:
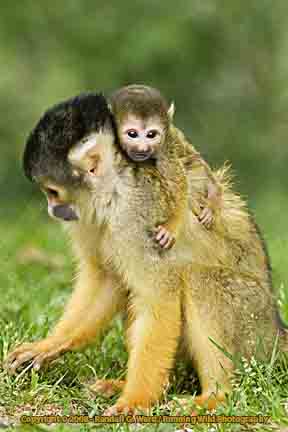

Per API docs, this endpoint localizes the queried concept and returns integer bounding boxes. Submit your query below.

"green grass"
[0,194,288,432]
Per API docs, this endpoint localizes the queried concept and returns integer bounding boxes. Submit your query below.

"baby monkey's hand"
[198,206,214,228]
[154,225,176,249]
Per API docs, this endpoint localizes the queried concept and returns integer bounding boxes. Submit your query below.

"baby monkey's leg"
[6,262,124,373]
[154,160,187,249]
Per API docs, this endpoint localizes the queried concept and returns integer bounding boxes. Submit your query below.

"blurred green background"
[0,1,287,307]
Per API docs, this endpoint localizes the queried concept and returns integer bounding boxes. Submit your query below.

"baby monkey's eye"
[146,130,159,139]
[127,129,138,139]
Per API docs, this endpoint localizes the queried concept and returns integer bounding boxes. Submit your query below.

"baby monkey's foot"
[5,337,71,374]
[198,207,214,228]
[90,379,125,398]
[154,225,175,249]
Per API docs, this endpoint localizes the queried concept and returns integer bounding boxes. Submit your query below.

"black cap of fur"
[23,93,115,185]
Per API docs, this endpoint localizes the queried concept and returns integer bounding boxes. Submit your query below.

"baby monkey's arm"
[154,128,223,249]
[154,158,187,249]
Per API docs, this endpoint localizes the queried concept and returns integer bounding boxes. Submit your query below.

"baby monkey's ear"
[167,102,175,120]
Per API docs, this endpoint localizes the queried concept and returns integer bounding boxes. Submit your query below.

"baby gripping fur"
[6,93,287,414]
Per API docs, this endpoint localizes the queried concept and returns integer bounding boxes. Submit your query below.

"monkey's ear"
[68,133,99,170]
[167,102,175,120]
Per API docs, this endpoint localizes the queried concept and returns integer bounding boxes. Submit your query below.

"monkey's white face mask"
[37,129,115,224]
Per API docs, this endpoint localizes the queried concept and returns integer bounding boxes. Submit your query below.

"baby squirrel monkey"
[110,85,221,249]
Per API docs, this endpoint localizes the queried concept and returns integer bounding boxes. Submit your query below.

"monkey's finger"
[104,405,122,416]
[5,343,33,364]
[155,227,168,241]
[32,343,69,370]
[203,220,212,228]
[32,354,48,371]
[199,209,212,224]
[104,403,138,416]
[201,213,213,226]
[8,351,36,374]
[32,354,50,371]
[199,208,209,221]
[5,345,34,369]
[89,379,125,398]
[159,232,171,247]
[201,214,210,224]
[163,236,175,249]
[154,225,162,233]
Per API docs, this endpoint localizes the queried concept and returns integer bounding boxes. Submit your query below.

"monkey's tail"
[279,331,288,354]
[276,310,288,353]
[213,162,240,201]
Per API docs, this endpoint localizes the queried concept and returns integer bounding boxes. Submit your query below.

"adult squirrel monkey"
[5,93,287,415]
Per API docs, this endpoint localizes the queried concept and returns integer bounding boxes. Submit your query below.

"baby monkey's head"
[110,85,174,162]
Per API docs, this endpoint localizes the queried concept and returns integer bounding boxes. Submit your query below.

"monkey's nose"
[52,204,79,221]
[136,142,150,152]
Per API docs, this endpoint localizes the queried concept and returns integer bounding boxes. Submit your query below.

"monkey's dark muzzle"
[52,204,79,221]
[128,150,153,161]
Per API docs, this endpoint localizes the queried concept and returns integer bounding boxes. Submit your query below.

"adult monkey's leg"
[105,291,181,414]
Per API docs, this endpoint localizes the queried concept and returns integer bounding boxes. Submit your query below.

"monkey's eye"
[45,187,59,199]
[127,129,138,139]
[146,130,158,139]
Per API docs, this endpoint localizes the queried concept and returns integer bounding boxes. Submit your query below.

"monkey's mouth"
[128,151,153,161]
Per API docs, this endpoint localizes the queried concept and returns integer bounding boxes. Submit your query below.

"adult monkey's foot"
[89,379,125,398]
